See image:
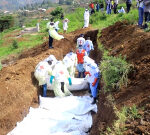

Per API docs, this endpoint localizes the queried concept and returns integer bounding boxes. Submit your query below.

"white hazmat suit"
[84,9,90,28]
[83,56,100,104]
[63,18,69,31]
[34,61,52,86]
[48,23,64,40]
[63,52,77,77]
[50,61,72,97]
[83,39,94,56]
[77,37,85,48]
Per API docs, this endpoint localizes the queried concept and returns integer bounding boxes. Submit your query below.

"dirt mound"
[100,21,150,134]
[0,28,103,135]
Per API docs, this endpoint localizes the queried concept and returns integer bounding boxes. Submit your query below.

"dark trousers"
[114,4,118,14]
[78,72,85,78]
[49,35,53,48]
[126,3,131,13]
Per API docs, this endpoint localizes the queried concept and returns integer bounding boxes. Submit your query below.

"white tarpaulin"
[47,78,89,91]
[8,96,97,135]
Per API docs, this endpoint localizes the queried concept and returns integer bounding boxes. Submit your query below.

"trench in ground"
[0,29,116,135]
[31,29,116,134]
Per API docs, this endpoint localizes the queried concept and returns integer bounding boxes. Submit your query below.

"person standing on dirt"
[143,0,150,29]
[54,21,60,32]
[106,0,112,14]
[47,18,54,49]
[34,55,57,97]
[76,44,87,78]
[83,37,94,56]
[126,0,132,13]
[63,49,77,77]
[77,34,85,48]
[50,61,73,97]
[96,2,100,12]
[114,0,118,14]
[84,56,100,104]
[63,18,69,33]
[83,9,90,28]
[137,0,144,28]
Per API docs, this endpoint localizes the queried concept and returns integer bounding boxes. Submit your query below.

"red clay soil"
[2,21,149,135]
[1,27,109,135]
[100,21,150,134]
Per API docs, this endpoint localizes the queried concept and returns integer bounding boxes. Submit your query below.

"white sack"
[47,77,89,91]
[8,96,97,135]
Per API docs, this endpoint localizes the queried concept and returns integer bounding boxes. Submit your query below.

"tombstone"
[36,23,40,32]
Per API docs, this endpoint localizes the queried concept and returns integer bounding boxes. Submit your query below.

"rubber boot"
[43,84,47,97]
[91,97,97,104]
[78,72,81,78]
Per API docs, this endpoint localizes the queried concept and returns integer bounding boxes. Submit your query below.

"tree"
[0,16,14,32]
[50,7,63,19]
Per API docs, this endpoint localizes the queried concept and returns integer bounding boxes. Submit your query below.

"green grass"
[90,8,138,29]
[0,3,139,59]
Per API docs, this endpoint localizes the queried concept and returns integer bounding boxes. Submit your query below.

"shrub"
[12,40,18,49]
[0,15,14,32]
[127,105,141,119]
[100,54,131,92]
[50,7,63,19]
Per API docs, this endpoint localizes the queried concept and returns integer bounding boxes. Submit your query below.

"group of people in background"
[137,0,150,29]
[88,0,150,29]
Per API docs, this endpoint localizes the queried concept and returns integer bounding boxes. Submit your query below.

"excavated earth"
[0,22,150,135]
[99,21,150,134]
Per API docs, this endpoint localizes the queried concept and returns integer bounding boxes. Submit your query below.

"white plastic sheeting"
[8,96,97,135]
[47,78,89,91]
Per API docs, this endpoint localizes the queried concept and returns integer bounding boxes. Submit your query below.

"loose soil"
[100,21,150,134]
[1,27,112,135]
[1,22,150,135]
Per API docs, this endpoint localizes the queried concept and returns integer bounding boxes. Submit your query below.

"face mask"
[47,61,52,65]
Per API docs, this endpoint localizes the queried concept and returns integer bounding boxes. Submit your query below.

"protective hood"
[44,55,57,67]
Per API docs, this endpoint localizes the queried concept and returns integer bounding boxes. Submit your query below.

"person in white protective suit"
[48,20,64,49]
[76,34,85,48]
[43,54,57,67]
[54,21,60,32]
[63,49,77,77]
[63,18,69,33]
[83,56,100,104]
[83,9,90,28]
[34,60,53,97]
[118,7,126,14]
[50,61,73,97]
[83,37,94,56]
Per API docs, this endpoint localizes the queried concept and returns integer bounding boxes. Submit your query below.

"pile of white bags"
[8,96,97,135]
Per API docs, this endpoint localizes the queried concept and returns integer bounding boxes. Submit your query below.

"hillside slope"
[0,27,99,135]
[0,0,59,10]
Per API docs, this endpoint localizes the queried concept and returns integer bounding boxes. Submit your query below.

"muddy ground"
[99,21,150,134]
[0,22,150,135]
